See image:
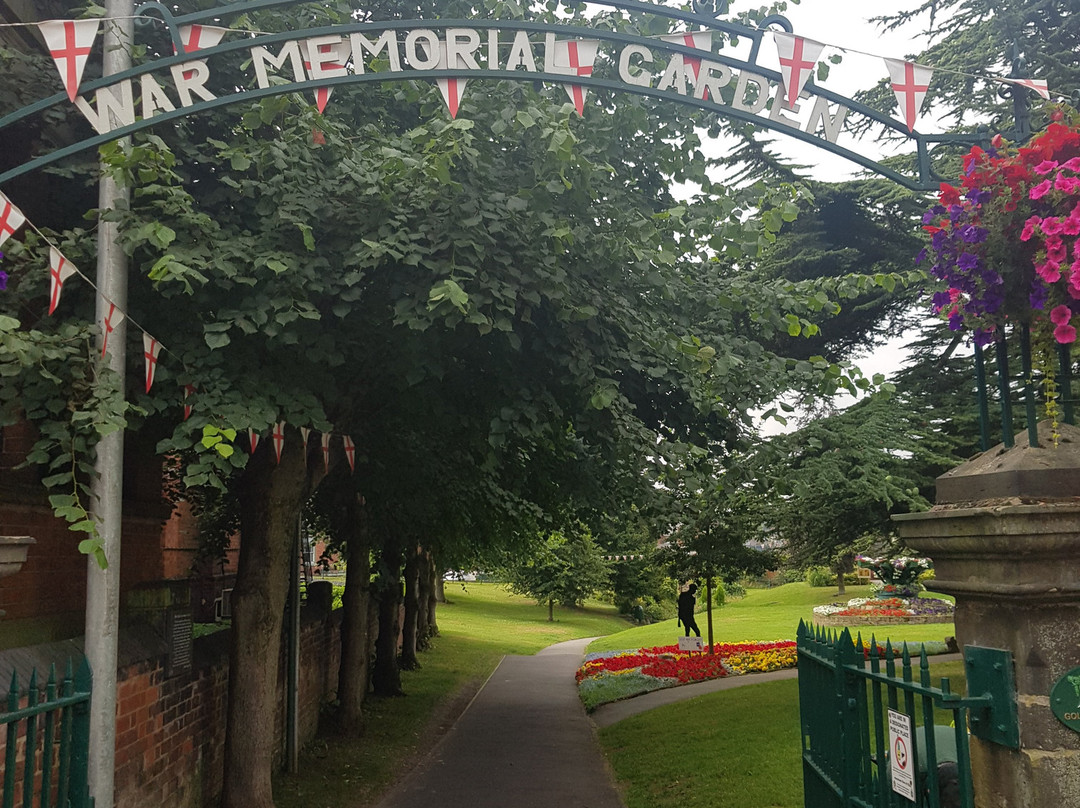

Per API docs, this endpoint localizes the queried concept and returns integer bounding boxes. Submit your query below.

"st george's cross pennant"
[273,421,286,463]
[342,435,356,472]
[551,39,600,117]
[301,426,311,454]
[47,247,78,315]
[773,32,825,109]
[658,32,713,100]
[143,333,162,392]
[176,25,229,82]
[321,432,331,473]
[434,38,475,119]
[99,298,125,359]
[183,385,196,420]
[248,428,260,453]
[0,192,27,248]
[303,37,350,114]
[39,19,100,102]
[999,77,1050,100]
[885,58,934,133]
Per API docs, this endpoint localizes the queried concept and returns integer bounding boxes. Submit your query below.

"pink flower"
[1051,304,1072,325]
[1035,159,1060,175]
[1064,216,1080,236]
[1056,174,1080,194]
[1064,157,1080,172]
[1048,238,1068,263]
[1070,283,1080,300]
[1036,261,1062,282]
[1043,217,1064,236]
[1020,215,1042,241]
[1055,323,1077,343]
[1031,180,1054,200]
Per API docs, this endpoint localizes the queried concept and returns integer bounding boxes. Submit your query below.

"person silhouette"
[677,583,700,637]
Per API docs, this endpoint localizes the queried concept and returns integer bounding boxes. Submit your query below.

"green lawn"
[273,583,630,808]
[588,582,955,653]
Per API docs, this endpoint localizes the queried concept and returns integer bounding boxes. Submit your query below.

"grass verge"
[273,583,629,808]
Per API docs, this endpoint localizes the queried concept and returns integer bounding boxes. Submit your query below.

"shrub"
[805,566,834,587]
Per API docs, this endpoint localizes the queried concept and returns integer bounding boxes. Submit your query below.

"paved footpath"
[373,637,625,808]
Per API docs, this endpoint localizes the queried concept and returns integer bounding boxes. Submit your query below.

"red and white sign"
[248,428,260,454]
[39,19,100,102]
[99,298,125,359]
[885,58,933,133]
[773,32,824,109]
[0,192,27,248]
[142,333,162,393]
[343,435,356,472]
[659,32,713,100]
[176,25,228,82]
[272,421,286,463]
[48,246,78,315]
[552,39,600,116]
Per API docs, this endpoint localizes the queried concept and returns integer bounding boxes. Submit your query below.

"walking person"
[677,583,700,637]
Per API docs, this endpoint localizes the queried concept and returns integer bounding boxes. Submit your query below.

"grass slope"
[588,583,955,654]
[273,583,629,808]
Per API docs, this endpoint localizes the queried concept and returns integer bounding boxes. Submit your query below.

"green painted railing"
[0,659,92,808]
[798,622,986,808]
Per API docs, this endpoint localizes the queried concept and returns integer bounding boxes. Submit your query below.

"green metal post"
[4,672,17,808]
[974,343,991,451]
[1020,325,1040,447]
[21,670,37,808]
[41,666,57,808]
[995,337,1015,448]
[69,659,92,808]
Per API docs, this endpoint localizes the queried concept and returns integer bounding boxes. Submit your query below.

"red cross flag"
[432,45,469,119]
[300,426,311,454]
[999,77,1051,101]
[143,333,162,393]
[48,247,78,315]
[658,32,713,100]
[885,58,934,133]
[248,428,260,454]
[273,421,286,464]
[553,40,600,117]
[773,32,824,110]
[321,432,332,473]
[304,39,350,114]
[183,384,196,420]
[175,24,228,81]
[99,298,125,359]
[39,19,100,102]
[343,435,356,472]
[0,192,27,248]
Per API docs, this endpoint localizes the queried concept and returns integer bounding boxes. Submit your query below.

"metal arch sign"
[1,0,1000,190]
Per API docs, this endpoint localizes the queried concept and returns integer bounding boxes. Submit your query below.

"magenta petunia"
[1064,216,1080,236]
[1051,304,1072,325]
[1035,159,1060,175]
[1055,174,1080,194]
[1042,217,1064,236]
[1036,261,1062,283]
[1030,179,1054,200]
[1048,238,1068,264]
[1055,323,1077,343]
[1020,215,1042,241]
[1064,157,1080,172]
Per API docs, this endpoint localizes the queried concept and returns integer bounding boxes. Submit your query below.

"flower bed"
[576,641,796,711]
[812,595,954,626]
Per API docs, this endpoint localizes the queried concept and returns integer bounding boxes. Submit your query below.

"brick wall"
[0,604,342,808]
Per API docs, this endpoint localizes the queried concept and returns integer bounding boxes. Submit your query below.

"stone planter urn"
[0,535,34,580]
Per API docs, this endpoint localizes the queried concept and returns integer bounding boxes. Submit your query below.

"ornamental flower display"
[855,555,931,593]
[812,595,954,621]
[921,107,1080,347]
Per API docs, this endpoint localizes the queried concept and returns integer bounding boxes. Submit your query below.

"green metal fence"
[798,622,1016,808]
[0,659,92,808]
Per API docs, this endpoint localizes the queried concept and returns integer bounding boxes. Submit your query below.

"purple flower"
[1030,282,1049,310]
[957,252,980,270]
[959,224,987,244]
[0,270,6,290]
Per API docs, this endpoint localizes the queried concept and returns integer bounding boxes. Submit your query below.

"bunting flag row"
[23,16,1056,131]
[1,186,361,474]
[604,555,645,561]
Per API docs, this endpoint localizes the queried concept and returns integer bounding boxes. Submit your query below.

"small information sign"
[1050,666,1080,733]
[888,709,916,801]
[677,636,704,652]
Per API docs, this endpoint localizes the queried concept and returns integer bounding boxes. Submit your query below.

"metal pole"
[286,516,301,774]
[995,336,1015,449]
[1059,343,1074,425]
[1020,325,1040,447]
[85,3,132,805]
[974,343,991,451]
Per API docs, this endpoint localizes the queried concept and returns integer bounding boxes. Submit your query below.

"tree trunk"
[400,545,421,670]
[435,575,446,604]
[372,544,404,696]
[334,493,372,735]
[415,549,431,651]
[222,434,322,808]
[547,598,554,622]
[706,576,714,652]
[425,551,439,639]
[836,567,847,596]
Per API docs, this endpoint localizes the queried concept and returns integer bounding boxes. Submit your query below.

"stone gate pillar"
[895,421,1080,808]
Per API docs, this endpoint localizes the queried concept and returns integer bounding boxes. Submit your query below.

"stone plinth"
[894,421,1080,807]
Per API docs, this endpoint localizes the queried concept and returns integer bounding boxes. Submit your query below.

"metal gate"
[0,658,92,808]
[797,621,1017,808]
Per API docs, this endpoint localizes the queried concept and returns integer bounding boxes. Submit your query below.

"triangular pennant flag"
[301,426,311,453]
[884,58,934,133]
[321,432,331,473]
[38,19,100,102]
[248,428,260,454]
[0,192,27,248]
[658,32,713,99]
[142,333,162,393]
[343,435,356,472]
[273,421,286,464]
[773,32,825,109]
[183,384,195,420]
[99,298,125,359]
[47,246,77,315]
[303,39,350,114]
[553,40,600,116]
[175,24,228,81]
[431,42,469,119]
[999,77,1051,101]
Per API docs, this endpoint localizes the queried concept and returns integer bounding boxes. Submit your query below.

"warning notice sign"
[888,709,916,801]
